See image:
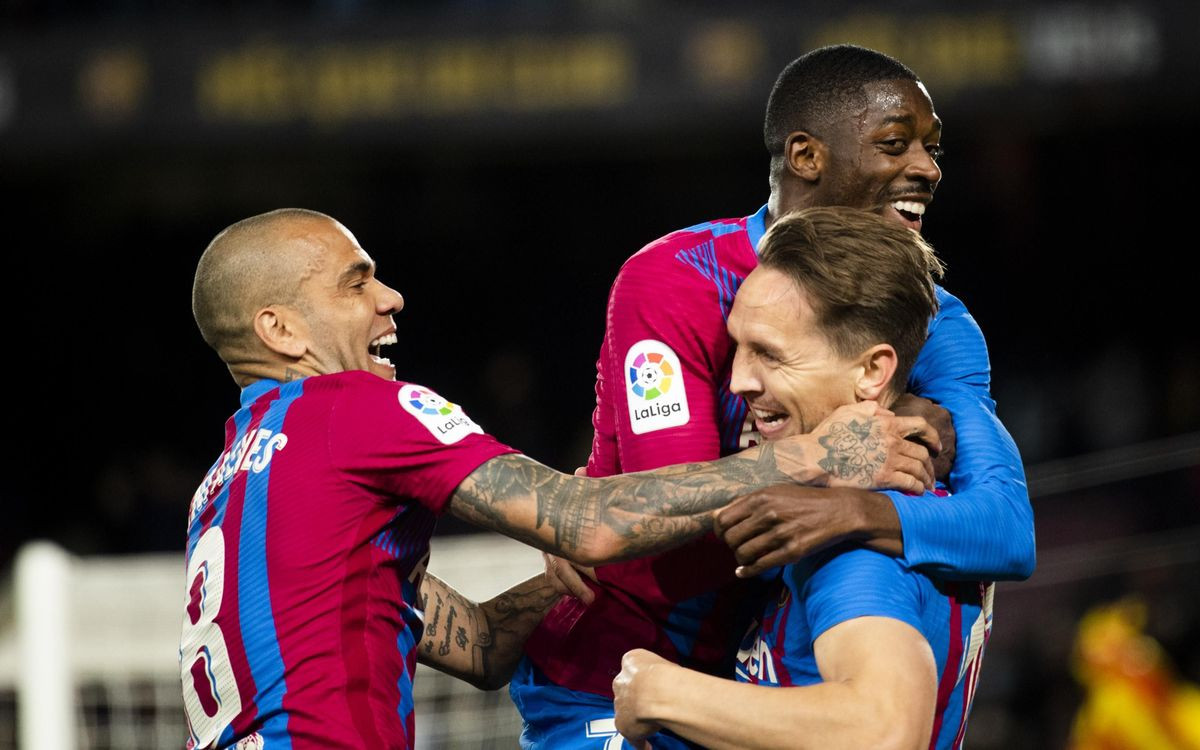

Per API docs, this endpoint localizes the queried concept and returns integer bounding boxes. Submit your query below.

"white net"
[0,533,543,749]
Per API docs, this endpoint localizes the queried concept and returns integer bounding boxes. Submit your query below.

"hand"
[613,649,668,746]
[890,394,955,482]
[542,552,597,605]
[714,485,901,578]
[807,401,937,493]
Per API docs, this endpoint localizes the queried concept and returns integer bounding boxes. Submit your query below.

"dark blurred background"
[2,1,1199,748]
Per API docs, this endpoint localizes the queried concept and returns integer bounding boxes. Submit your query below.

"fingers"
[736,546,810,579]
[889,445,934,491]
[728,526,800,570]
[713,496,755,539]
[543,553,595,604]
[719,505,781,553]
[892,416,941,455]
[885,467,926,495]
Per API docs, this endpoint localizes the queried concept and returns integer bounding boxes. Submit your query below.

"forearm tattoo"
[420,578,486,675]
[451,443,792,559]
[477,577,561,682]
[817,417,887,486]
[420,573,560,686]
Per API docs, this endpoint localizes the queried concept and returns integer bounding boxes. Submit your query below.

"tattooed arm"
[417,572,562,690]
[447,406,937,566]
[714,400,942,577]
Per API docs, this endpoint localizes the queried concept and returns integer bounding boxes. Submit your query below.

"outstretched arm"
[448,443,791,567]
[448,402,938,567]
[416,572,562,690]
[613,617,936,750]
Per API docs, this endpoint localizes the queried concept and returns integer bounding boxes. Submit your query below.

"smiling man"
[613,207,993,750]
[181,208,937,749]
[517,44,1032,749]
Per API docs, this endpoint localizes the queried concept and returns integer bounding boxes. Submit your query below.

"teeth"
[752,409,786,422]
[891,201,926,216]
[370,332,398,348]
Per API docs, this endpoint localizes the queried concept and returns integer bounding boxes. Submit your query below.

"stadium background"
[1,1,1198,747]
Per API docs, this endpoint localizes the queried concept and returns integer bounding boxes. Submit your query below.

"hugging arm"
[889,292,1035,579]
[716,293,1035,581]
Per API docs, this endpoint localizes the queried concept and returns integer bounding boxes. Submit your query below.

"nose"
[377,282,404,315]
[729,346,761,399]
[906,147,942,190]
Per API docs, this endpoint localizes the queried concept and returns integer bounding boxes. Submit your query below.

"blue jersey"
[514,204,1031,746]
[736,542,993,749]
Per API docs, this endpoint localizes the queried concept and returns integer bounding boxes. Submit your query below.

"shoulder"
[926,284,986,350]
[933,285,970,321]
[318,372,465,431]
[616,215,757,284]
[799,547,924,639]
[307,370,408,405]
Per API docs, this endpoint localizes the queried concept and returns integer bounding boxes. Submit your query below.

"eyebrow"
[879,113,942,136]
[337,260,374,285]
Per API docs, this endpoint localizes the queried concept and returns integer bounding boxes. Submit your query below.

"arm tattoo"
[816,417,887,487]
[449,442,793,561]
[438,606,458,656]
[417,573,559,689]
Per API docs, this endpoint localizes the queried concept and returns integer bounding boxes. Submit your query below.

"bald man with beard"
[181,208,937,749]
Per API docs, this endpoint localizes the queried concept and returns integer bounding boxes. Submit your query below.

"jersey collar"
[240,378,281,408]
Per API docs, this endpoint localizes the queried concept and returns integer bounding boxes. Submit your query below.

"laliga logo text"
[407,388,472,438]
[400,385,484,445]
[624,340,690,434]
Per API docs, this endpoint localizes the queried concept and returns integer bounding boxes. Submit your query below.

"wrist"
[849,490,904,555]
[770,433,827,485]
[637,661,679,724]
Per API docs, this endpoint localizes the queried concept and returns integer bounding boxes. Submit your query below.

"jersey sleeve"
[587,243,731,475]
[327,373,518,514]
[891,289,1036,580]
[800,547,924,643]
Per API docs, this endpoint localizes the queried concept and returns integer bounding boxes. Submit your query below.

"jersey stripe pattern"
[181,371,514,748]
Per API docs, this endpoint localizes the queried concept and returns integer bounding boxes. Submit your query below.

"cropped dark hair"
[764,45,917,161]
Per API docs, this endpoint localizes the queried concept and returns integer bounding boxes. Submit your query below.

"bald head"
[192,208,336,360]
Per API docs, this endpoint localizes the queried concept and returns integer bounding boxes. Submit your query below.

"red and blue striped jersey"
[524,209,766,696]
[736,531,993,749]
[180,371,514,749]
[522,204,1031,700]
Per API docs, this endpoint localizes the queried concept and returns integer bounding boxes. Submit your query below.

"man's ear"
[253,305,307,359]
[854,344,898,402]
[784,131,828,184]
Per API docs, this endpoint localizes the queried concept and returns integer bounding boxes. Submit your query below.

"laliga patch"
[624,339,689,434]
[399,385,484,445]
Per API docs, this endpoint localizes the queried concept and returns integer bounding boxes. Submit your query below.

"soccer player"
[613,207,990,750]
[180,207,936,748]
[514,44,1033,748]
